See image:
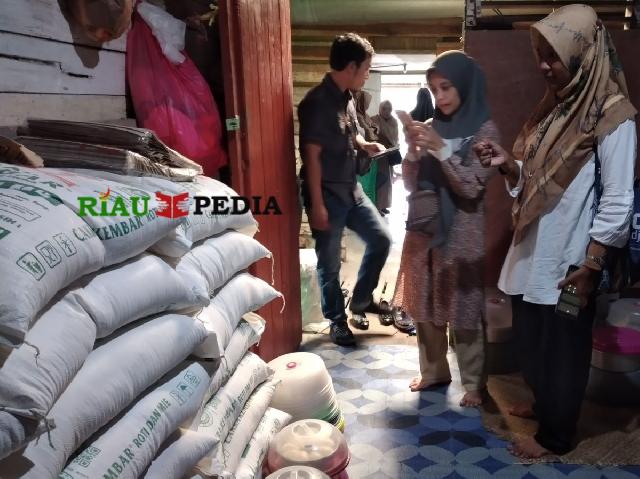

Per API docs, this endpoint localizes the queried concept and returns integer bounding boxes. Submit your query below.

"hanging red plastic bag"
[126,3,227,176]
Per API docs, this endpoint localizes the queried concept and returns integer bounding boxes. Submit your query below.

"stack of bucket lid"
[268,352,344,431]
[265,419,350,479]
[266,465,330,479]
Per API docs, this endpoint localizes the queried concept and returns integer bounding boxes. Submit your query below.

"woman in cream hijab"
[476,4,637,458]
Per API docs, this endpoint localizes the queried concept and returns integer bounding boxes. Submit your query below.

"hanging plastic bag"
[69,0,134,43]
[126,4,227,176]
[137,1,186,64]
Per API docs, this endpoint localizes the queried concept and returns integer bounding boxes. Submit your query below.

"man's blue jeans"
[311,186,391,324]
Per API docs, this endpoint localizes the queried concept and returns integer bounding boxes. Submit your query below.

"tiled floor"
[299,176,640,478]
[299,344,640,479]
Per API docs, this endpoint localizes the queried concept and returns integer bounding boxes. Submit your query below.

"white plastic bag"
[213,380,278,475]
[144,429,216,479]
[192,273,281,358]
[0,314,207,478]
[235,408,292,479]
[137,1,186,64]
[61,363,210,479]
[0,165,105,347]
[195,353,272,445]
[175,231,271,298]
[75,254,208,338]
[0,295,95,459]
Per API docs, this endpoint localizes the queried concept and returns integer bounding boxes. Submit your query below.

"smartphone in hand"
[555,265,581,319]
[395,110,413,127]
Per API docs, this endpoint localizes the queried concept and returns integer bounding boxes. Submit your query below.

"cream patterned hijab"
[511,4,636,244]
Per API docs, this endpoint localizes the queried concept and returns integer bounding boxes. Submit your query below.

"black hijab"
[410,88,434,122]
[428,51,490,139]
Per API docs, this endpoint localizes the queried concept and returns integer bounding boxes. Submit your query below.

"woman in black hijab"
[410,87,435,122]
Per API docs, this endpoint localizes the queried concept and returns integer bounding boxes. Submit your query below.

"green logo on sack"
[78,188,150,217]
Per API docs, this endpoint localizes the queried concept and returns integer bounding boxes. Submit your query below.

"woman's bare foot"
[508,402,536,419]
[507,436,552,459]
[409,376,451,392]
[460,390,484,407]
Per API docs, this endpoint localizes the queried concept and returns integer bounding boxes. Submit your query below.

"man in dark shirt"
[298,33,392,346]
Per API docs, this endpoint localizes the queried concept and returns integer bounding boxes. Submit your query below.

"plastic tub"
[266,419,350,478]
[266,465,331,479]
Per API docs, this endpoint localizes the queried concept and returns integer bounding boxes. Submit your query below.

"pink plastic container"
[265,419,350,479]
[593,325,640,355]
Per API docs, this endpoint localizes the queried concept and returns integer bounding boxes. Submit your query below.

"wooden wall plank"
[0,0,127,52]
[0,93,126,127]
[0,32,125,95]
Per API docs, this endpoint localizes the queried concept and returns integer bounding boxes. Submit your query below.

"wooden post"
[219,0,302,361]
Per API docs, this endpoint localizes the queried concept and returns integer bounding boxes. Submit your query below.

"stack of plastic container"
[268,353,344,431]
[265,419,350,479]
[267,465,331,479]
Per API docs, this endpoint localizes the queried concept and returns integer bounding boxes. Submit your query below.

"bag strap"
[591,139,603,224]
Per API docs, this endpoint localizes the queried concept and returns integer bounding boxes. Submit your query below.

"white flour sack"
[143,429,216,479]
[60,362,210,479]
[194,352,272,443]
[75,254,208,338]
[0,295,96,459]
[199,314,266,410]
[201,380,278,476]
[79,172,260,257]
[234,408,292,479]
[150,175,259,257]
[3,166,184,266]
[175,231,271,298]
[192,273,281,359]
[0,314,207,478]
[0,165,105,347]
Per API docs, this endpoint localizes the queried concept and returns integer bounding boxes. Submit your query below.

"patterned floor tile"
[301,343,640,479]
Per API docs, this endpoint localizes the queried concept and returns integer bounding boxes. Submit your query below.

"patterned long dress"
[392,120,499,330]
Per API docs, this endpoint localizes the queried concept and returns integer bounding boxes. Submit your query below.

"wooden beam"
[475,12,629,29]
[0,32,125,95]
[292,20,462,38]
[292,44,330,61]
[511,19,629,29]
[371,36,439,53]
[0,93,125,127]
[483,0,631,7]
[437,41,464,55]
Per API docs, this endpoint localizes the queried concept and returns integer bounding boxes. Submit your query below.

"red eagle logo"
[156,191,190,219]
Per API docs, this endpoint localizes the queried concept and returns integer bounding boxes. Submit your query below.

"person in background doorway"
[475,5,636,458]
[410,87,435,122]
[372,100,400,216]
[353,90,379,142]
[298,33,392,346]
[393,51,498,407]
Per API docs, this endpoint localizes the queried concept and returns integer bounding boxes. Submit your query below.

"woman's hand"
[473,139,508,168]
[557,266,599,308]
[405,121,445,153]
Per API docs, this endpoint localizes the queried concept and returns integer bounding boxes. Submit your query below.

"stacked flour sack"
[0,164,287,478]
